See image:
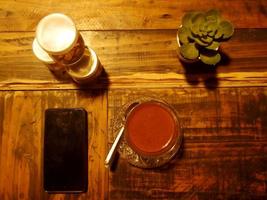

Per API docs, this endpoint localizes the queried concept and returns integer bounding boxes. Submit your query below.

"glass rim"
[65,48,99,79]
[124,100,181,157]
[32,38,55,64]
[36,13,78,55]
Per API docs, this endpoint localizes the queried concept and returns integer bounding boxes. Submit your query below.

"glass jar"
[114,97,183,168]
[33,13,102,83]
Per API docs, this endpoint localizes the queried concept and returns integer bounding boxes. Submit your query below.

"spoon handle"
[105,126,125,168]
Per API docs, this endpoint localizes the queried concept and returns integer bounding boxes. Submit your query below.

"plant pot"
[176,26,221,66]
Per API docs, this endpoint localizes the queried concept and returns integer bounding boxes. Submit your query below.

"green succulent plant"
[178,9,234,65]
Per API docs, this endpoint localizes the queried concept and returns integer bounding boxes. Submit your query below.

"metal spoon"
[104,102,139,168]
[104,126,124,168]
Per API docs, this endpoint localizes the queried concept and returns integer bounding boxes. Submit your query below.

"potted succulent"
[177,9,234,65]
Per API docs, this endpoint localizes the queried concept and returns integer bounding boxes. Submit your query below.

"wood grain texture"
[0,1,267,199]
[0,90,108,200]
[0,0,267,31]
[0,29,267,90]
[108,87,267,200]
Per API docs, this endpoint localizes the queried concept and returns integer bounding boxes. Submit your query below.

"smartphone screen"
[44,108,88,193]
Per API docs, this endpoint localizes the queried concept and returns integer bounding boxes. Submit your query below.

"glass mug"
[117,98,183,168]
[32,13,102,83]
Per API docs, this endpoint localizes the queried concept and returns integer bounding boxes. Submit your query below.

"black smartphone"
[44,108,88,193]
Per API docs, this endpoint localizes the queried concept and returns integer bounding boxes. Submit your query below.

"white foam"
[32,38,55,64]
[36,13,77,53]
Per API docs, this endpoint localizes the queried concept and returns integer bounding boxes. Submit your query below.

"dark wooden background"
[0,0,267,200]
[109,88,267,199]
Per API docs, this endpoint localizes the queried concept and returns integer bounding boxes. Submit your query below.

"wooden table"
[0,0,267,199]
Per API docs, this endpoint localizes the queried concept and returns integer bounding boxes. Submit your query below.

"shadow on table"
[76,67,110,97]
[110,152,121,172]
[49,64,110,97]
[110,132,185,172]
[48,61,110,89]
[49,67,73,82]
[181,51,231,90]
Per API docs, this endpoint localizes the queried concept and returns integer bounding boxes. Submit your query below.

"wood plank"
[0,90,108,200]
[108,87,267,199]
[0,29,267,90]
[0,0,266,31]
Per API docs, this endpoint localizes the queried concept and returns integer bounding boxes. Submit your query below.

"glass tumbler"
[116,97,183,168]
[33,13,102,83]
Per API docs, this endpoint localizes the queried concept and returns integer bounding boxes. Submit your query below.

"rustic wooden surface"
[0,0,266,31]
[108,88,267,199]
[0,0,267,199]
[0,29,267,90]
[0,90,108,200]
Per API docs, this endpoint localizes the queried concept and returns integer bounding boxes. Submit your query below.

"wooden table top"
[0,0,267,199]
